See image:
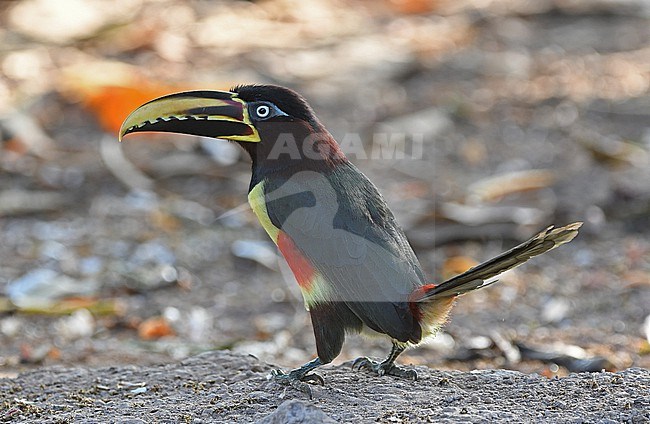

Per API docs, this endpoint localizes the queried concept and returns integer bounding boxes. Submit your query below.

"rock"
[6,269,99,309]
[55,309,95,340]
[255,400,336,424]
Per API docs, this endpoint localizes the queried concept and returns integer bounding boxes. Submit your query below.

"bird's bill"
[118,90,260,143]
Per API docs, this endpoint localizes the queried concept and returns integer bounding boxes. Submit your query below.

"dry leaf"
[149,210,182,233]
[442,256,478,280]
[622,270,650,288]
[467,169,557,203]
[138,316,175,340]
[19,298,122,316]
[388,0,443,14]
[578,136,648,168]
[58,62,195,134]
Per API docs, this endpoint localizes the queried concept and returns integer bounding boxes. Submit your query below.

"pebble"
[256,400,336,424]
[131,240,176,266]
[0,317,22,337]
[7,268,99,308]
[55,309,95,340]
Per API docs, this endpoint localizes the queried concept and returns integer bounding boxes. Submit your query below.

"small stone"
[55,309,95,340]
[7,268,99,308]
[255,400,336,424]
[542,298,570,323]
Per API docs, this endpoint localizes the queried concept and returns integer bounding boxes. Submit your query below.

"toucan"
[120,84,581,391]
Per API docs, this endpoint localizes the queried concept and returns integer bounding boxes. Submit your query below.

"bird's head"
[119,84,345,171]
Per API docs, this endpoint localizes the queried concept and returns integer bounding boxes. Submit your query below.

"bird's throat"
[244,134,347,191]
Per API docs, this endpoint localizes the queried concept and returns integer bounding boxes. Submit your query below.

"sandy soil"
[1,351,648,423]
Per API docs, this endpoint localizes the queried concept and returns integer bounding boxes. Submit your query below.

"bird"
[119,84,581,391]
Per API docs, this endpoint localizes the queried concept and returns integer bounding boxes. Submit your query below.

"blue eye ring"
[249,101,288,121]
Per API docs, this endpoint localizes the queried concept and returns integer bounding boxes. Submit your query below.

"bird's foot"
[352,357,418,381]
[269,369,324,399]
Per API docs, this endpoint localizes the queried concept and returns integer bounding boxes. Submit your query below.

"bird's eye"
[255,105,271,119]
[249,102,287,121]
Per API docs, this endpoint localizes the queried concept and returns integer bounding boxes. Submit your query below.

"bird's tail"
[413,222,582,302]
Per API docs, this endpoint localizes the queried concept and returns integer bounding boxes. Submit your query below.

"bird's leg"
[269,357,325,398]
[352,342,418,381]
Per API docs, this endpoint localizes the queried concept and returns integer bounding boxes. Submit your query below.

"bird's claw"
[269,369,324,399]
[299,372,325,386]
[352,357,375,372]
[352,357,418,381]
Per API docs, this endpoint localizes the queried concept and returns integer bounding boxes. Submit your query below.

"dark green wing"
[264,163,425,343]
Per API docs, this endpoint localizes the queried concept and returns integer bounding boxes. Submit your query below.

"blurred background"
[0,0,648,378]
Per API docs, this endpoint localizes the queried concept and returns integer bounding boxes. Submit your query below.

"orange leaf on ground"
[3,138,29,156]
[138,316,175,340]
[540,367,558,379]
[388,0,442,14]
[58,61,222,134]
[47,346,62,361]
[84,84,180,135]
